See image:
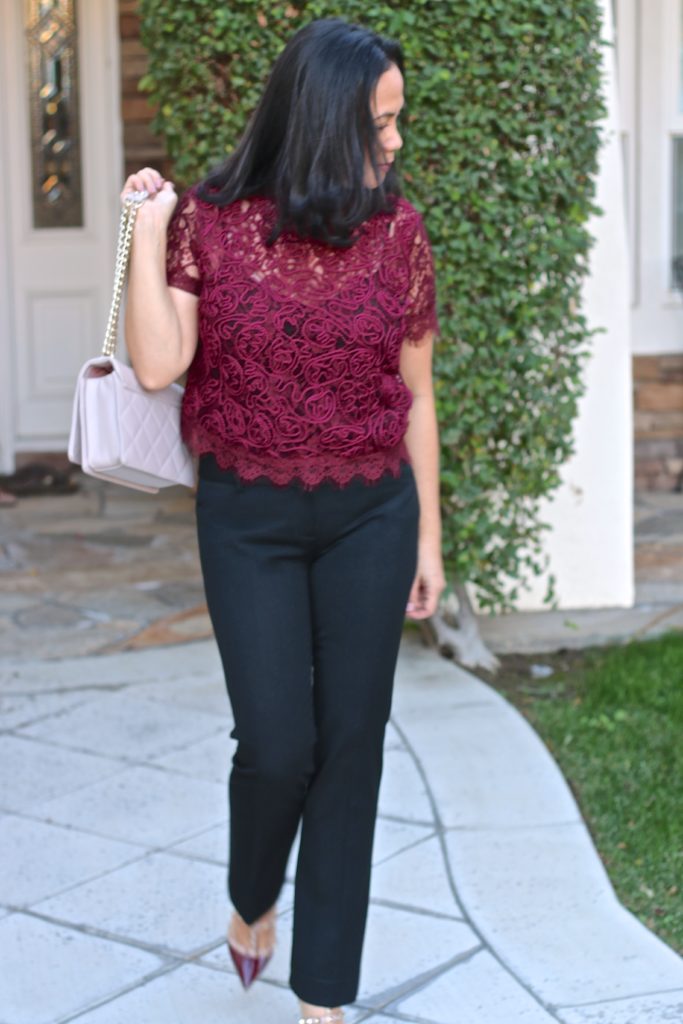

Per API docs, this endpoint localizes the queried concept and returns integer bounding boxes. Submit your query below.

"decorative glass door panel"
[25,0,83,228]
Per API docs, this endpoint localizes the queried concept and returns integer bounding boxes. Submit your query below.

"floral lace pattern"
[166,187,439,489]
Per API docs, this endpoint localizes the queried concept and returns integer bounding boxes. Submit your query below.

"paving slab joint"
[349,943,483,1023]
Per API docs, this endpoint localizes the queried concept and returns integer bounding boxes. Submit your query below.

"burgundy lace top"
[165,186,439,489]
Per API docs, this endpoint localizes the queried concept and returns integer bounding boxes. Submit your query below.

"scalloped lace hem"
[195,443,409,490]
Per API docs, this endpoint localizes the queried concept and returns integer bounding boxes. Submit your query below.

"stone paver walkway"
[0,476,208,661]
[1,634,682,1024]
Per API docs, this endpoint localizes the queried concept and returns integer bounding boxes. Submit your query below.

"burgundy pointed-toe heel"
[227,944,272,989]
[227,907,277,989]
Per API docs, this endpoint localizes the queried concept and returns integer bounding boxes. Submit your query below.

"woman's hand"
[406,542,446,619]
[120,166,178,231]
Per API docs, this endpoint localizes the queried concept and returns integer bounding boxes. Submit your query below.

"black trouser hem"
[289,970,358,1008]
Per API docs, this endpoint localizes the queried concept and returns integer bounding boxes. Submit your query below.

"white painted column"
[0,17,16,474]
[475,0,634,612]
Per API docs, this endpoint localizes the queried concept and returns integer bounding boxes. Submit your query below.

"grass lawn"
[477,629,683,955]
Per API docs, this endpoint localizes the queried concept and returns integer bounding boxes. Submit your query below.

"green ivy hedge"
[139,0,607,612]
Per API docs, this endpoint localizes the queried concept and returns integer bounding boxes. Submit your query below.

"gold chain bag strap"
[68,191,195,493]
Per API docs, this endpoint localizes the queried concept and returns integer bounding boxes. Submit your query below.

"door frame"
[0,0,124,473]
[0,81,13,474]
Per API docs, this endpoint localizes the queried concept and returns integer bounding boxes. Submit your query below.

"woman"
[122,17,444,1024]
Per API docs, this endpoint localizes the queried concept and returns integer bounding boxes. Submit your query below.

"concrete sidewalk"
[1,633,681,1024]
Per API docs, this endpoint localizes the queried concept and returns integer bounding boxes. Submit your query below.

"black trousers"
[195,454,420,1005]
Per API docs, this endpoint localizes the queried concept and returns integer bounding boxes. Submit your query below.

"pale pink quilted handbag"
[68,191,195,493]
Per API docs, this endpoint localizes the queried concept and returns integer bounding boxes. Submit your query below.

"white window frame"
[616,0,639,307]
[662,0,683,305]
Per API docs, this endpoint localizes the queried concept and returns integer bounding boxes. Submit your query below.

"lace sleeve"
[166,188,201,296]
[403,211,439,346]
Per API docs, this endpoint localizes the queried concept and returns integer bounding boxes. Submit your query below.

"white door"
[0,0,123,472]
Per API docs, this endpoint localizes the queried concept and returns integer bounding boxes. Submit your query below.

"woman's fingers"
[131,167,163,193]
[406,567,446,619]
[408,588,437,619]
[405,573,422,613]
[118,167,178,233]
[120,166,168,204]
[406,576,430,618]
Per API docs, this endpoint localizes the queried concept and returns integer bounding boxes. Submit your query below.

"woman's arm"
[399,331,446,619]
[121,167,199,390]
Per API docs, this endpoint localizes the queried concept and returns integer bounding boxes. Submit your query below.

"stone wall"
[633,354,683,492]
[118,0,171,181]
